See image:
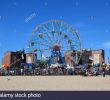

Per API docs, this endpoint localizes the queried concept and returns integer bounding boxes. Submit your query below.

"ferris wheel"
[28,20,82,64]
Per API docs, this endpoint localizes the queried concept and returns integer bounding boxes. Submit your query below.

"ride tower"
[49,44,65,66]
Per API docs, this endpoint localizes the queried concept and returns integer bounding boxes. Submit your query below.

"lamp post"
[75,51,78,65]
[34,49,37,66]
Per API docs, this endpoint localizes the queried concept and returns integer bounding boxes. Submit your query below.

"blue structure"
[21,63,33,69]
[28,20,82,66]
[49,50,65,66]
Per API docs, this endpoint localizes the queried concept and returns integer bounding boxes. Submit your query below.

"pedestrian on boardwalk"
[102,67,106,77]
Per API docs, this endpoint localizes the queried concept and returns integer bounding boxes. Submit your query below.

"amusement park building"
[2,49,105,67]
[80,49,105,66]
[2,51,35,66]
[64,51,75,67]
[2,51,26,65]
[64,49,105,67]
[2,51,20,65]
[92,50,105,65]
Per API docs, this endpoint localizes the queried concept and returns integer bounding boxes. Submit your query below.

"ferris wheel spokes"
[28,20,82,64]
[42,25,54,43]
[35,29,53,45]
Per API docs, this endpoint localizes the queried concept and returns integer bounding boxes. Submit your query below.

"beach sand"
[0,75,110,91]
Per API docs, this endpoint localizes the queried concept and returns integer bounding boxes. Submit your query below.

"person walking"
[102,67,106,77]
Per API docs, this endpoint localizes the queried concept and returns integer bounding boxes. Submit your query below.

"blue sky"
[0,0,110,63]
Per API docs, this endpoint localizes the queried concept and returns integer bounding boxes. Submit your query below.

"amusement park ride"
[1,20,106,76]
[28,20,82,68]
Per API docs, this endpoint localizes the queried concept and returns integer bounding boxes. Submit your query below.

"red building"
[80,49,105,66]
[64,49,105,66]
[2,51,26,66]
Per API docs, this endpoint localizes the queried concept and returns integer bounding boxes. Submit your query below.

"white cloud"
[102,42,110,49]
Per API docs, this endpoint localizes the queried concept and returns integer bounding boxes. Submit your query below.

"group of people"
[0,63,108,77]
[83,67,106,77]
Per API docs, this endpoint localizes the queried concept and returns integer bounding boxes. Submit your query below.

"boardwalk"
[0,76,110,91]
